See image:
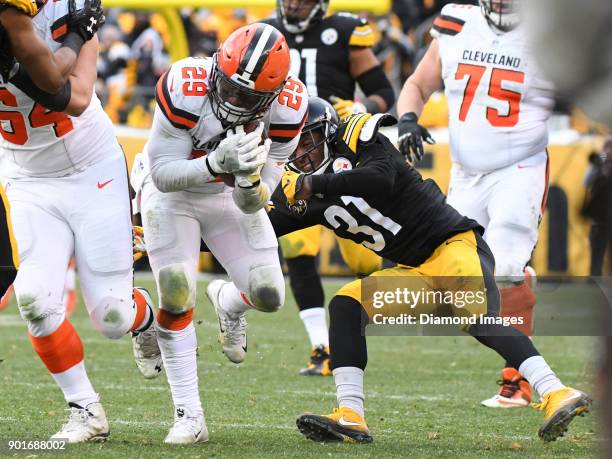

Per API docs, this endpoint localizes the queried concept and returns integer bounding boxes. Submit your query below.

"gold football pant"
[279,226,382,276]
[336,230,499,330]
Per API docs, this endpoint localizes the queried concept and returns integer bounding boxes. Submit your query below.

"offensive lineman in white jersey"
[135,23,307,443]
[397,0,554,408]
[0,0,162,443]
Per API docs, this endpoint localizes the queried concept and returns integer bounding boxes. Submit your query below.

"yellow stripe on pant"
[0,184,19,270]
[337,230,491,331]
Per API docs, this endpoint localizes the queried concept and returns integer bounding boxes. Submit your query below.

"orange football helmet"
[210,23,290,126]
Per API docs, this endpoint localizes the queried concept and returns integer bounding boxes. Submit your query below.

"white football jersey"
[143,56,307,194]
[432,3,555,172]
[0,0,118,178]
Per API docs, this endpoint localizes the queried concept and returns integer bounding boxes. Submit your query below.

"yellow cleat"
[296,407,372,443]
[299,345,332,376]
[533,387,592,441]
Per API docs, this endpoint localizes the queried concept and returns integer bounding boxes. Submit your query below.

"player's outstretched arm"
[2,0,104,94]
[1,8,73,93]
[397,39,443,118]
[64,35,98,115]
[396,40,441,163]
[348,47,395,114]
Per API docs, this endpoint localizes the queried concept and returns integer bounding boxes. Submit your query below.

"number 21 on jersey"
[455,64,524,127]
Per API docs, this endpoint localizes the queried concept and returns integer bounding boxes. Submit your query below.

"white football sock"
[64,262,76,290]
[52,361,99,407]
[156,321,202,415]
[333,367,365,417]
[299,308,328,348]
[519,356,565,397]
[219,282,251,317]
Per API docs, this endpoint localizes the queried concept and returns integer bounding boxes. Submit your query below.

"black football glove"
[67,0,105,42]
[0,26,17,83]
[397,112,435,164]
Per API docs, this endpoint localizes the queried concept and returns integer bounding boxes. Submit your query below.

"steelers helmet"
[286,97,339,175]
[277,0,329,34]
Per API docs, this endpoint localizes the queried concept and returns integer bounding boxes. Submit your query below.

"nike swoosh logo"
[194,428,202,440]
[97,179,114,189]
[563,392,583,404]
[338,416,362,427]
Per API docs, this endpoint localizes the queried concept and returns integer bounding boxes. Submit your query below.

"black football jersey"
[269,124,481,267]
[262,13,376,103]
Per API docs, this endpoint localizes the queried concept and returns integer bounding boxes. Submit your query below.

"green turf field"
[0,279,601,458]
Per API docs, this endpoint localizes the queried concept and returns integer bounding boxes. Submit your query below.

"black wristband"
[60,32,85,55]
[205,157,219,176]
[10,67,71,112]
[356,64,395,111]
[237,179,260,189]
[399,112,419,123]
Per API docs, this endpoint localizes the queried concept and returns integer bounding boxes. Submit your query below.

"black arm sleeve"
[10,66,71,112]
[268,186,321,237]
[310,142,396,199]
[357,65,395,113]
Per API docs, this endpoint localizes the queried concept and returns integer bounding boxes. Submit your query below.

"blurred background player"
[581,139,611,276]
[397,0,556,408]
[270,97,591,444]
[0,0,161,442]
[262,0,395,376]
[136,23,307,443]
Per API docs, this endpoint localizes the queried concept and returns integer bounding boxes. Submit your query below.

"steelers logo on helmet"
[480,0,520,32]
[277,0,330,34]
[209,23,290,127]
[286,97,339,176]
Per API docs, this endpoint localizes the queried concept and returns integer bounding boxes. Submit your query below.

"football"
[219,122,268,187]
[242,120,268,144]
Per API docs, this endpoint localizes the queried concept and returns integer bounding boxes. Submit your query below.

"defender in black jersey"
[272,97,591,444]
[263,0,396,377]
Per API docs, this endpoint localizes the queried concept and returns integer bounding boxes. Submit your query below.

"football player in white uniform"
[0,0,161,443]
[397,0,554,408]
[135,23,307,443]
